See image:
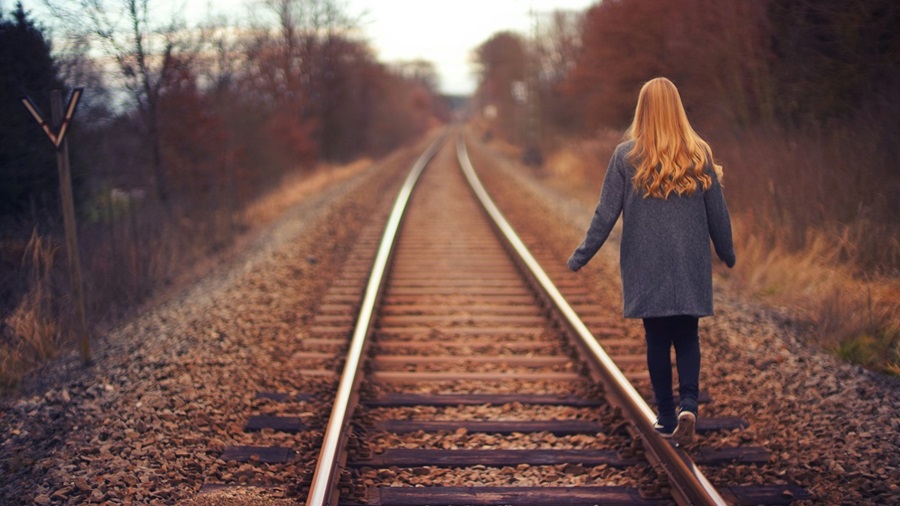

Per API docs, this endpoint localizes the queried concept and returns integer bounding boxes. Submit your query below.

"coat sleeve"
[703,172,736,268]
[567,150,626,271]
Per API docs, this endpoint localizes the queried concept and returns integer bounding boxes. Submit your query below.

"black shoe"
[653,420,675,438]
[672,410,696,445]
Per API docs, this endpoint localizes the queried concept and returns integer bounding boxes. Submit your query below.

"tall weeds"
[711,117,900,374]
[0,158,378,392]
[543,123,900,375]
[1,230,63,389]
[730,217,900,373]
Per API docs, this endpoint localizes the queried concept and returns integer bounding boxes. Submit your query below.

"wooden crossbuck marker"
[21,88,83,148]
[20,88,90,364]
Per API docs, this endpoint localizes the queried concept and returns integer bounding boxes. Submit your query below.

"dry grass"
[1,231,64,389]
[730,217,900,373]
[244,159,372,225]
[542,130,622,199]
[0,159,376,392]
[541,136,900,375]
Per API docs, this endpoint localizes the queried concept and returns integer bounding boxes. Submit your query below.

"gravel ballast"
[467,135,900,505]
[0,137,430,505]
[1,131,897,505]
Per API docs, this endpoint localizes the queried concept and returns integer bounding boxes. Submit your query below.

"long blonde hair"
[626,77,723,199]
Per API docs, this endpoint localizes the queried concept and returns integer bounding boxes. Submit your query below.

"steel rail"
[455,136,728,506]
[306,132,447,506]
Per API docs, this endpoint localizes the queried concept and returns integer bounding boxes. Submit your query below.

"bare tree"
[43,0,195,204]
[529,10,584,138]
[533,10,581,87]
[194,14,244,94]
[259,0,360,159]
[473,32,527,142]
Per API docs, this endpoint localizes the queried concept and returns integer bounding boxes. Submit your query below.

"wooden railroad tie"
[353,484,810,506]
[348,446,770,468]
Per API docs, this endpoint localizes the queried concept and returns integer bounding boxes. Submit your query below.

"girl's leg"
[670,315,700,415]
[643,317,676,428]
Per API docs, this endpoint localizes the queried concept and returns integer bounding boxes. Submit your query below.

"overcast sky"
[343,0,597,94]
[9,0,597,95]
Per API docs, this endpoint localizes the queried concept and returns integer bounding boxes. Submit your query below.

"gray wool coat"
[567,140,736,318]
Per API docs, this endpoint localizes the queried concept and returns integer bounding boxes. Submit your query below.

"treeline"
[473,0,899,271]
[0,0,446,386]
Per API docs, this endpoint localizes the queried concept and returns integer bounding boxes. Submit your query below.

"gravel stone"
[2,132,896,505]
[0,137,430,505]
[467,134,900,505]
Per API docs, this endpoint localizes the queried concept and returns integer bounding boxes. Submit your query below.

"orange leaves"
[265,113,318,166]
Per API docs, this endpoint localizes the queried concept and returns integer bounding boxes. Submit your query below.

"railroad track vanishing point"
[216,130,810,506]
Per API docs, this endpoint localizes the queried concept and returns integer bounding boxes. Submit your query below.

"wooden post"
[50,90,91,364]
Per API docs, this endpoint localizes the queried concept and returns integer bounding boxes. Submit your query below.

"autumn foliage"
[474,0,899,270]
[0,1,448,386]
[471,0,899,372]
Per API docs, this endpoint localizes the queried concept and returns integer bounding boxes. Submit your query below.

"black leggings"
[642,315,700,425]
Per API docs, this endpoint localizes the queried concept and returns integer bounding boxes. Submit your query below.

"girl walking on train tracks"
[567,77,736,445]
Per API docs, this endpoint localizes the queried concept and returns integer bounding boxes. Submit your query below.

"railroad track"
[213,130,808,505]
